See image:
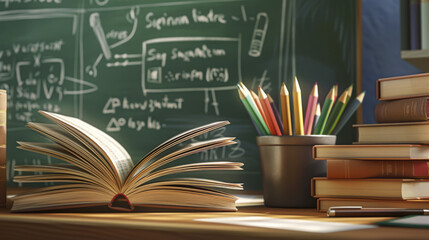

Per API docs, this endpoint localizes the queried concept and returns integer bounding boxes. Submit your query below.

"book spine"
[375,97,428,123]
[422,0,429,49]
[410,0,422,50]
[327,159,429,179]
[0,90,5,207]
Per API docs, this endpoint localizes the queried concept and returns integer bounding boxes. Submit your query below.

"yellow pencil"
[293,77,304,135]
[280,83,292,135]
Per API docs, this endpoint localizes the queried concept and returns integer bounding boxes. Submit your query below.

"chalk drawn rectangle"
[141,37,241,95]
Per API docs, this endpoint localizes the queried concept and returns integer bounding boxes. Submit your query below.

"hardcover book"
[326,159,429,179]
[312,177,429,200]
[11,111,243,212]
[313,144,429,160]
[377,73,429,101]
[354,121,429,144]
[375,97,429,123]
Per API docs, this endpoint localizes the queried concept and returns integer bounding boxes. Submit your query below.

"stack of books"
[312,73,429,212]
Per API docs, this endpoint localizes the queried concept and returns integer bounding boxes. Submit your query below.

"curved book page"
[39,111,134,185]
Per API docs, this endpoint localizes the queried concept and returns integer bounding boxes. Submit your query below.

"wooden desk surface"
[0,206,428,240]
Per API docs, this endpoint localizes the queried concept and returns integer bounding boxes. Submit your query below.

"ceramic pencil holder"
[256,135,336,208]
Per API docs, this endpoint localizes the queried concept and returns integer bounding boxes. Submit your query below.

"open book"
[12,111,243,212]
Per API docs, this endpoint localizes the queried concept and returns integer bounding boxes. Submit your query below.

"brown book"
[354,121,429,144]
[0,90,5,208]
[317,198,429,212]
[377,73,429,101]
[375,97,429,123]
[313,144,429,160]
[326,159,429,179]
[311,177,429,200]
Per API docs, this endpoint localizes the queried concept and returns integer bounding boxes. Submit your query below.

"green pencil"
[313,86,336,135]
[238,87,265,135]
[324,89,349,135]
[238,84,270,135]
[332,91,366,135]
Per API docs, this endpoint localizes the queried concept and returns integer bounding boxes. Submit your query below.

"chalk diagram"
[86,6,270,116]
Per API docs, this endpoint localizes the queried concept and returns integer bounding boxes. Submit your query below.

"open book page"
[124,162,243,196]
[39,111,134,185]
[26,123,114,172]
[123,137,237,191]
[18,139,118,189]
[125,121,230,183]
[14,164,118,195]
[128,185,239,211]
[11,184,112,212]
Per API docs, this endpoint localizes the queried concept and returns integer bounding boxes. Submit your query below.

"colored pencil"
[304,83,318,135]
[313,86,336,134]
[268,94,284,134]
[345,84,353,104]
[239,83,271,135]
[324,88,349,134]
[333,84,338,101]
[237,87,265,135]
[259,87,282,136]
[250,89,273,134]
[312,102,321,134]
[293,77,304,135]
[332,91,366,135]
[280,83,293,136]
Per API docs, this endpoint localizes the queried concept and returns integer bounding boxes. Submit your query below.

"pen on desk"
[327,206,429,217]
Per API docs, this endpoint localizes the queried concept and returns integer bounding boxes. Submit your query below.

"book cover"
[311,177,429,200]
[376,73,429,101]
[326,159,429,179]
[375,97,429,123]
[313,144,429,160]
[354,121,429,144]
[11,111,243,212]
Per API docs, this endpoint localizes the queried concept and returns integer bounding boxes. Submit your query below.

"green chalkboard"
[0,0,356,189]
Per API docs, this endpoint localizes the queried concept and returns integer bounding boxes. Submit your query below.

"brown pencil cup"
[256,135,336,208]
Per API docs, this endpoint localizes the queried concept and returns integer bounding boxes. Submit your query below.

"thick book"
[11,111,244,212]
[318,198,429,212]
[326,159,429,179]
[313,144,429,160]
[377,73,429,101]
[354,121,429,144]
[375,97,429,123]
[311,177,429,200]
[0,90,5,208]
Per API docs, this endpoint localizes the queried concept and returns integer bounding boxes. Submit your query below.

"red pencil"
[258,87,282,136]
[304,83,319,135]
[250,89,274,135]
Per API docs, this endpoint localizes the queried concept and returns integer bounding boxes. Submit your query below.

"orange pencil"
[258,87,282,136]
[250,89,273,134]
[280,83,293,135]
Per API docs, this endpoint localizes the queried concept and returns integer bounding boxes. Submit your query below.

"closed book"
[354,121,429,144]
[311,177,429,200]
[317,198,429,212]
[377,73,429,101]
[375,97,429,123]
[313,144,429,160]
[326,159,429,179]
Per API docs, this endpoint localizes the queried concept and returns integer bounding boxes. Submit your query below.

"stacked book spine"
[312,73,429,212]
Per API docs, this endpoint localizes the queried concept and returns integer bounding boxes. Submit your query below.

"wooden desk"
[0,206,428,240]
